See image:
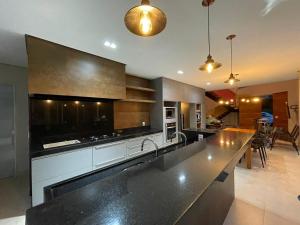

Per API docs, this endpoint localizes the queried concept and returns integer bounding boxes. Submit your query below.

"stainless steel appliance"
[165,122,177,142]
[165,107,176,120]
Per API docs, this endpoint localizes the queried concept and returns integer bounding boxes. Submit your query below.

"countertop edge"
[174,132,254,225]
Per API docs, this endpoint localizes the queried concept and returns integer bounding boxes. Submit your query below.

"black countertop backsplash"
[26,130,253,225]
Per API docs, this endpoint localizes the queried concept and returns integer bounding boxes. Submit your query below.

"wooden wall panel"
[26,35,126,99]
[114,102,150,129]
[126,74,151,87]
[239,101,262,129]
[114,75,153,129]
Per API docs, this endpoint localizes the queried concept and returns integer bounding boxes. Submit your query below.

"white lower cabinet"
[126,133,163,159]
[31,132,164,206]
[93,141,126,170]
[31,147,93,206]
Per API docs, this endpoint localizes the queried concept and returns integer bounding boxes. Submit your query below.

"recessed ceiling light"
[177,70,184,75]
[206,82,211,86]
[104,41,117,49]
[110,43,117,49]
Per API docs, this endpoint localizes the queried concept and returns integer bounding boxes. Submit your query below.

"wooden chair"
[271,125,299,155]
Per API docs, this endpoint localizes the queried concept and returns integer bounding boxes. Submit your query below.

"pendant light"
[124,0,167,37]
[224,34,240,85]
[199,0,222,73]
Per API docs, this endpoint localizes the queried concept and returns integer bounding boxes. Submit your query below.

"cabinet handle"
[94,157,125,168]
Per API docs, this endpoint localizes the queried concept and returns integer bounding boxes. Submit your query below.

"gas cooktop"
[43,133,121,149]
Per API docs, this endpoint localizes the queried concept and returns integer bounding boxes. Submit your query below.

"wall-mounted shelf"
[120,99,156,104]
[126,85,156,93]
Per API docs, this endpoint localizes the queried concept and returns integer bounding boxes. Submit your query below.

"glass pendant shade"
[199,55,222,73]
[124,0,167,37]
[224,34,240,85]
[199,0,221,73]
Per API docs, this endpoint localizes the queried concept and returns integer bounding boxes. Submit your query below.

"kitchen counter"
[30,127,162,158]
[26,130,253,225]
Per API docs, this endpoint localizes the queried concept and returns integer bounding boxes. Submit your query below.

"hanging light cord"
[230,39,233,74]
[208,4,211,56]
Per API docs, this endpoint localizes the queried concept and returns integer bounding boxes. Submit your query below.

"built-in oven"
[165,122,177,142]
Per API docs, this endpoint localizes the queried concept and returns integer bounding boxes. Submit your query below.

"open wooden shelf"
[126,85,156,92]
[120,99,156,103]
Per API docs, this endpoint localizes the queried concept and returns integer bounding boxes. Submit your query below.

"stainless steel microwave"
[165,107,176,119]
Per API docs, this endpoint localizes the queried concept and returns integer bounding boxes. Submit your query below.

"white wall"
[0,63,29,175]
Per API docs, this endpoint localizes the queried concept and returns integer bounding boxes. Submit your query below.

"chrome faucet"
[171,131,187,145]
[141,138,159,157]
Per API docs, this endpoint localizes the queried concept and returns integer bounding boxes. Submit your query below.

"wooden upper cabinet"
[26,35,126,99]
[162,78,204,103]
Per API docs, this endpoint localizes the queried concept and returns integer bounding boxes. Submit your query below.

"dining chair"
[271,125,299,155]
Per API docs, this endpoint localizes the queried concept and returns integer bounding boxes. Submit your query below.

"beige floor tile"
[0,174,30,225]
[223,199,265,225]
[264,210,300,225]
[224,145,300,225]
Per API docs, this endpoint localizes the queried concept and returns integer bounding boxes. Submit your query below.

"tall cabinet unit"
[151,77,206,143]
[189,103,202,129]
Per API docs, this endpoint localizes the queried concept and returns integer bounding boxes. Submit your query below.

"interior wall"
[205,96,219,116]
[237,79,299,131]
[0,63,29,175]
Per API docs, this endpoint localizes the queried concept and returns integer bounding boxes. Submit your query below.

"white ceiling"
[0,0,299,90]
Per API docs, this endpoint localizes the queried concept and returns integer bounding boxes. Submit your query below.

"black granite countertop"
[30,127,163,158]
[26,130,253,225]
[183,128,219,134]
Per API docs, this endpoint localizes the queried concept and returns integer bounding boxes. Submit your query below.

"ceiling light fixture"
[224,34,240,85]
[252,97,260,103]
[124,0,167,37]
[206,82,211,86]
[199,0,222,73]
[104,41,117,49]
[177,70,184,75]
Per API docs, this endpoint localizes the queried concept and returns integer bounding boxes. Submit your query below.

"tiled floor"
[0,143,299,225]
[224,142,300,225]
[0,173,30,225]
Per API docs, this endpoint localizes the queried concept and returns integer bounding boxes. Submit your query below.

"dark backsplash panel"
[30,95,114,139]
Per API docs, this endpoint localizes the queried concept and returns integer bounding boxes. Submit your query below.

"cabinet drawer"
[127,136,148,149]
[93,141,126,169]
[32,147,93,183]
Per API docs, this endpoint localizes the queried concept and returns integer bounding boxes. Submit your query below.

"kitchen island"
[26,130,253,225]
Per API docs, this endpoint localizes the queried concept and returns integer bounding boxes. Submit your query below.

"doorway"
[0,84,16,179]
[272,91,288,131]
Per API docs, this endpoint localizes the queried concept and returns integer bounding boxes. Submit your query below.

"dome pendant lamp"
[124,0,167,37]
[199,0,222,73]
[224,34,240,85]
